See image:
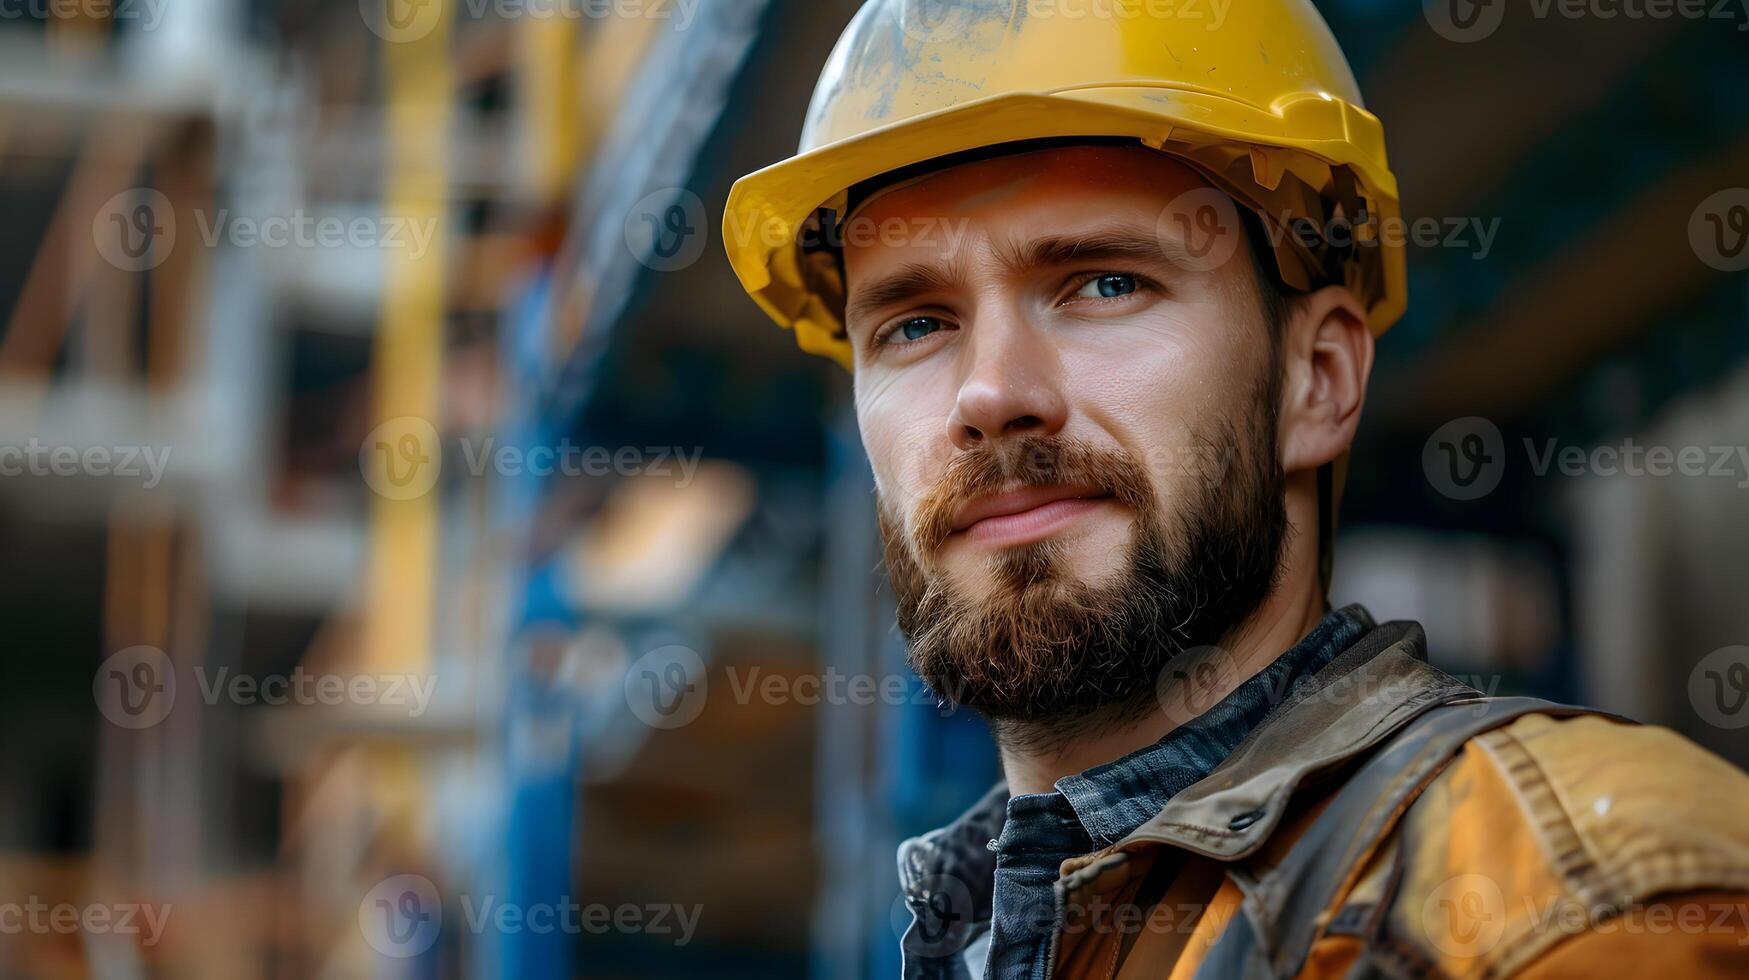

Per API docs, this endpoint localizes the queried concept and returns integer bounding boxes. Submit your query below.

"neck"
[996,571,1326,798]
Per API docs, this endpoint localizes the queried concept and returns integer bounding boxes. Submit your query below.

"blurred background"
[0,0,1747,976]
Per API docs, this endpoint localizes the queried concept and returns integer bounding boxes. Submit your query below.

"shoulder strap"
[1192,697,1618,980]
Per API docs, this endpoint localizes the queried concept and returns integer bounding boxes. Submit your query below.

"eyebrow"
[842,224,1195,329]
[844,260,965,328]
[992,227,1196,276]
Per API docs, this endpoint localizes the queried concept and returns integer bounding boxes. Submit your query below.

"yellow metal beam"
[351,0,453,945]
[363,11,451,681]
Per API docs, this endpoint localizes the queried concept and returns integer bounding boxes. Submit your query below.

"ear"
[1278,286,1374,475]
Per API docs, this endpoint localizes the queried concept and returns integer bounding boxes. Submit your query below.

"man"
[723,1,1749,976]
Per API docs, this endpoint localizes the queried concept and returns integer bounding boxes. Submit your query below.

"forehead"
[849,143,1212,233]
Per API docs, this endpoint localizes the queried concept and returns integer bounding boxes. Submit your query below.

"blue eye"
[898,317,942,341]
[1076,274,1138,299]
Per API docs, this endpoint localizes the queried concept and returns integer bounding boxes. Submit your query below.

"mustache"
[910,436,1157,556]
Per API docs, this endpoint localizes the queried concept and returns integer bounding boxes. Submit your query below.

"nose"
[946,317,1067,452]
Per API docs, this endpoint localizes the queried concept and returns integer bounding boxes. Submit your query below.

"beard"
[878,388,1287,751]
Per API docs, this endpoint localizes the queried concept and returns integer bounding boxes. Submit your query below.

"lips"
[949,485,1112,547]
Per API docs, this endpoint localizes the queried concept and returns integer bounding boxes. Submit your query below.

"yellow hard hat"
[723,0,1404,371]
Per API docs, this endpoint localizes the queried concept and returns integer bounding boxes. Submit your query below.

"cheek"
[1059,317,1244,484]
[855,383,954,512]
[1062,327,1199,427]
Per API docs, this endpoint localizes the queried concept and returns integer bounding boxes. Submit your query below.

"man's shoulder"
[1431,712,1749,879]
[1370,711,1749,975]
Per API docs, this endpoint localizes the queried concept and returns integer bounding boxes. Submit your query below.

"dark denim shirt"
[897,604,1377,980]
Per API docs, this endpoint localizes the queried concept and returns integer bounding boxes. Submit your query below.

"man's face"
[843,144,1288,733]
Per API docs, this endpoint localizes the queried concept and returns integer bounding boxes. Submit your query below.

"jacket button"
[1228,809,1265,831]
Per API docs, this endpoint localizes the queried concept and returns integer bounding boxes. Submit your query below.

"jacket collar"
[1057,621,1480,894]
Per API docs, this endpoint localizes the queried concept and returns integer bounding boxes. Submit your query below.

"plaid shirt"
[897,604,1378,980]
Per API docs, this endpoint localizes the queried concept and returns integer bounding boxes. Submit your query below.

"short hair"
[1239,205,1309,338]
